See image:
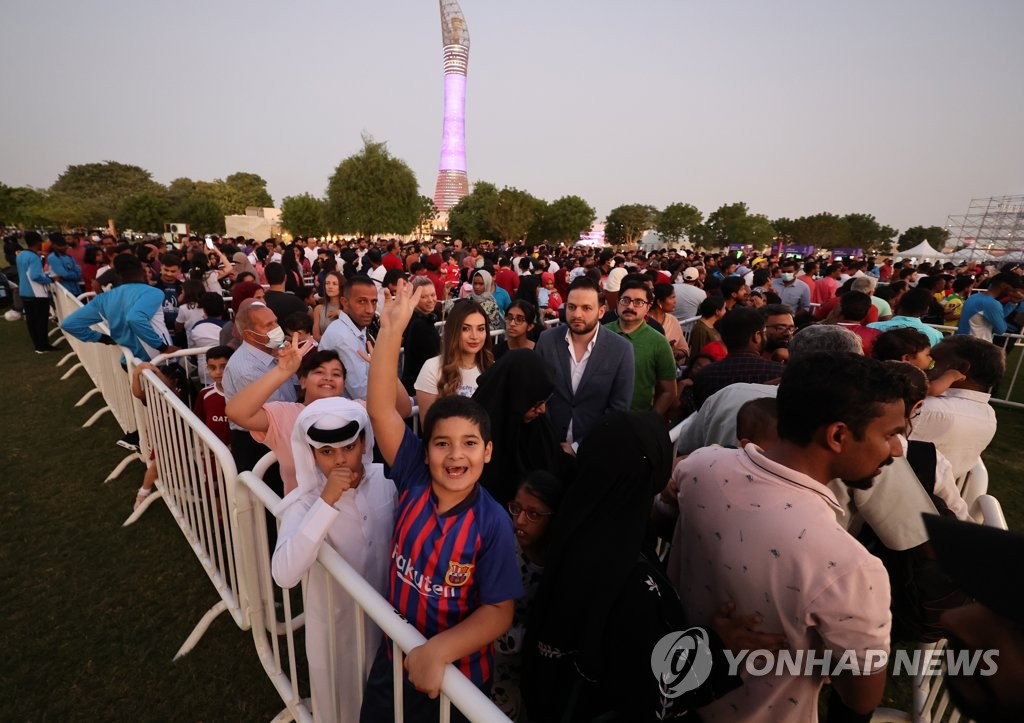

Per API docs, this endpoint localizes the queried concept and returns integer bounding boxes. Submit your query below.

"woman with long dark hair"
[413,299,493,426]
[493,299,539,360]
[312,270,344,341]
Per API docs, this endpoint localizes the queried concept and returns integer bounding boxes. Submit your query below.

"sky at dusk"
[2,0,1022,233]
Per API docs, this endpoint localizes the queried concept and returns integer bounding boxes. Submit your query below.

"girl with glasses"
[493,299,538,360]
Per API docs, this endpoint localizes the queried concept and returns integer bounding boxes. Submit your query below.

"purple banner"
[439,72,467,172]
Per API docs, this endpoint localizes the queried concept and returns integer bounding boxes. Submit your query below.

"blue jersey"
[385,427,522,685]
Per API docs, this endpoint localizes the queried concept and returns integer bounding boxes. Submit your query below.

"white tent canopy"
[896,240,947,260]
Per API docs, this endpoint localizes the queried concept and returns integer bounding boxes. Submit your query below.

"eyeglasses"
[506,315,529,324]
[507,501,553,523]
[766,324,796,333]
[618,297,650,309]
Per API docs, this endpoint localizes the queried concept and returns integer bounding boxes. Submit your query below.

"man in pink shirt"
[670,352,910,721]
[813,263,843,305]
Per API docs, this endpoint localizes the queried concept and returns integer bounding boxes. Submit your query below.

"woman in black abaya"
[472,349,568,507]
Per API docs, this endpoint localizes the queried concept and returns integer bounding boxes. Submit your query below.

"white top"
[669,444,891,723]
[414,355,481,398]
[202,269,223,294]
[175,303,205,330]
[564,325,600,444]
[272,470,395,723]
[676,383,777,454]
[909,388,996,480]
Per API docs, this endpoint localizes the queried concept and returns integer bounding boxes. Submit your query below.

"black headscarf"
[472,349,564,507]
[524,411,672,682]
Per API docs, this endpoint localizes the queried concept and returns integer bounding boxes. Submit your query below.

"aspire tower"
[433,0,470,213]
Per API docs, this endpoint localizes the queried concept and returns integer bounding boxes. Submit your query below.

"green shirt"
[605,319,677,411]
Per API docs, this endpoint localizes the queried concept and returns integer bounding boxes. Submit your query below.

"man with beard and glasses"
[669,353,911,721]
[535,276,634,450]
[691,306,785,408]
[759,303,796,363]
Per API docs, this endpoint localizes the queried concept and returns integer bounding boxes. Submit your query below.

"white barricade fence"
[991,331,1024,410]
[680,314,699,343]
[236,457,512,723]
[130,362,251,658]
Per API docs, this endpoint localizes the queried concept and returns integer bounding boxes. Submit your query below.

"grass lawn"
[0,318,280,721]
[3,314,1021,721]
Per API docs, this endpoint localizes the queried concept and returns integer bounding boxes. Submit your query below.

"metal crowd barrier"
[237,457,511,723]
[129,362,250,658]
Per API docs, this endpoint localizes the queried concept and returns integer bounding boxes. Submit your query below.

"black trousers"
[23,296,52,350]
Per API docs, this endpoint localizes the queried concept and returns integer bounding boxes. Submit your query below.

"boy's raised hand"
[277,332,315,376]
[379,278,422,335]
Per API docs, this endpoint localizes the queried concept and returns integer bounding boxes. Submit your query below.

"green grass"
[0,318,280,721]
[3,313,1022,721]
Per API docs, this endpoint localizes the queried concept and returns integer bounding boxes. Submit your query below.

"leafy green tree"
[897,225,950,252]
[325,135,421,236]
[487,187,543,246]
[49,161,164,226]
[418,196,438,235]
[540,195,596,245]
[0,184,51,226]
[605,204,657,247]
[447,181,499,242]
[843,213,896,251]
[656,202,703,246]
[705,202,773,248]
[118,193,171,232]
[173,195,225,235]
[789,213,850,249]
[772,217,797,243]
[280,193,328,238]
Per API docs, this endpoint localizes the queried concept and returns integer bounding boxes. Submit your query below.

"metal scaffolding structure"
[946,195,1024,260]
[433,0,471,214]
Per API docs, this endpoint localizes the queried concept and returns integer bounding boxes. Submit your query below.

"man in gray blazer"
[535,277,635,446]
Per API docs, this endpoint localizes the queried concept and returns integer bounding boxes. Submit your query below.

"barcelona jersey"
[386,427,523,685]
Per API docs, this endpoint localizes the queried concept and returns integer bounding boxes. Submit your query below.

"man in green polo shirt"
[605,277,678,418]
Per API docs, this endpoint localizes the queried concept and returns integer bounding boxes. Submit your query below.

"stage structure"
[946,195,1024,260]
[433,0,471,214]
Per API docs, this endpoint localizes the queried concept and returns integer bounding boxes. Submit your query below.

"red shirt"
[382,253,404,272]
[441,263,461,289]
[194,385,230,446]
[494,268,520,295]
[837,322,881,357]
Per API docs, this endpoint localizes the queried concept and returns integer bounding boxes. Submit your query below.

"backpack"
[858,441,971,643]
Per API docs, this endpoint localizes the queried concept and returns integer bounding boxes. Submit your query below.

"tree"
[173,195,225,235]
[325,135,421,236]
[486,187,543,246]
[49,161,164,226]
[788,213,850,249]
[447,181,499,242]
[656,202,703,246]
[0,184,51,227]
[704,202,774,249]
[605,204,657,247]
[539,195,596,245]
[897,225,950,252]
[842,213,896,252]
[772,217,797,244]
[118,193,171,232]
[281,193,328,238]
[417,195,438,236]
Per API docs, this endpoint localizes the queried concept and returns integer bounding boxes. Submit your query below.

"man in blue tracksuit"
[46,232,83,295]
[61,253,177,362]
[16,231,55,353]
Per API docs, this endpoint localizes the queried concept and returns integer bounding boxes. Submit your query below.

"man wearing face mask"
[222,301,298,476]
[771,258,811,314]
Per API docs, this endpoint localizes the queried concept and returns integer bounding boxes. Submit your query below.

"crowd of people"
[7,226,1024,722]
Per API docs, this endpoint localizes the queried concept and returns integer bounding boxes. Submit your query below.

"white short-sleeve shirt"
[414,355,481,398]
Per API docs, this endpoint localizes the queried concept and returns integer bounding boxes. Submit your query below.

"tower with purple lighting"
[433,0,470,213]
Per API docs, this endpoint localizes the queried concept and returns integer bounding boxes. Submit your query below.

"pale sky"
[2,0,1022,233]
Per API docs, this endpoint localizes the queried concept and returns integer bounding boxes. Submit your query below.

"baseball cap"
[683,267,700,281]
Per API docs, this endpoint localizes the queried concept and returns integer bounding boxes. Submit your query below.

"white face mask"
[251,326,286,350]
[781,272,796,283]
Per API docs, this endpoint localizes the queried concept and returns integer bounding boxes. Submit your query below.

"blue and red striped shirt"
[386,427,523,685]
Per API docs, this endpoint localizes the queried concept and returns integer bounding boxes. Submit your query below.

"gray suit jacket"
[535,324,635,443]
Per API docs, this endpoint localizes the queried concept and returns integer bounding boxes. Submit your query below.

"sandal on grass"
[134,486,154,511]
